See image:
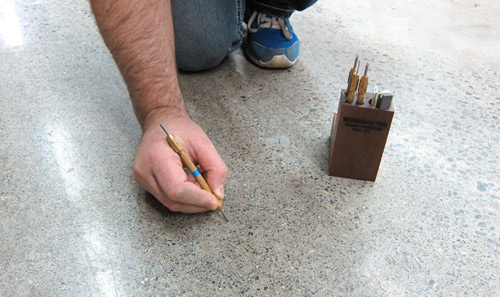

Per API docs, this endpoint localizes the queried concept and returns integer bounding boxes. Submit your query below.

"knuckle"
[219,165,229,177]
[166,184,183,203]
[166,201,180,212]
[210,164,229,178]
[148,149,162,164]
[133,165,144,181]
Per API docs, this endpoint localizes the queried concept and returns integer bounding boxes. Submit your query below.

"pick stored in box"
[328,90,394,181]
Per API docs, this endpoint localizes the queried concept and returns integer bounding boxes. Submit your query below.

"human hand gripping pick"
[134,110,228,213]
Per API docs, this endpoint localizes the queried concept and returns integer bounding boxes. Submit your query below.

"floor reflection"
[0,0,24,48]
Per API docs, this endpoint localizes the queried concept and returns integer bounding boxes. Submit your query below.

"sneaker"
[244,11,300,68]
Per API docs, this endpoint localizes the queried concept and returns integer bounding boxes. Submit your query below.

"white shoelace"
[247,11,293,40]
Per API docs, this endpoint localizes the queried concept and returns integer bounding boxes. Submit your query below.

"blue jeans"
[171,0,316,71]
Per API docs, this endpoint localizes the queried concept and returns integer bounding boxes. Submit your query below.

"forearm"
[90,0,185,129]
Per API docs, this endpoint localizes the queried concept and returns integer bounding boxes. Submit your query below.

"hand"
[133,109,228,213]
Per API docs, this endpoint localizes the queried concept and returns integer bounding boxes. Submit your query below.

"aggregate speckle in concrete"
[1,0,499,296]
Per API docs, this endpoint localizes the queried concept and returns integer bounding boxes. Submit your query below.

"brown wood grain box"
[329,90,394,181]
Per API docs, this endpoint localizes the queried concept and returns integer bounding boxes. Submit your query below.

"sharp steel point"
[364,63,369,76]
[159,123,170,136]
[353,55,359,68]
[220,210,229,222]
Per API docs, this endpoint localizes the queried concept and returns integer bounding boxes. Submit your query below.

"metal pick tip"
[220,210,229,222]
[159,123,170,136]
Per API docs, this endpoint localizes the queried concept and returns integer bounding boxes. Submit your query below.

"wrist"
[141,105,190,133]
[131,84,188,130]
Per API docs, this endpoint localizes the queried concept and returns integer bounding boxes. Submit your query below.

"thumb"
[195,144,228,200]
[205,161,228,200]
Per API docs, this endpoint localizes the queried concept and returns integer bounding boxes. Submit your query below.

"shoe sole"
[247,53,297,69]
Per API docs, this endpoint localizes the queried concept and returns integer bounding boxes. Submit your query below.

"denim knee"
[175,36,231,72]
[171,0,245,72]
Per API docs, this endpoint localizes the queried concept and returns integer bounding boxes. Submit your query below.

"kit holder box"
[328,90,394,181]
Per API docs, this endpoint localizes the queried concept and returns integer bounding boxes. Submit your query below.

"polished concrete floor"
[1,0,499,296]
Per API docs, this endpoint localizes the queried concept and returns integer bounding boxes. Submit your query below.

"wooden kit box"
[328,90,394,181]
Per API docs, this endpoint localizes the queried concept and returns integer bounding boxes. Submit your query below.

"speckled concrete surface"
[1,0,499,296]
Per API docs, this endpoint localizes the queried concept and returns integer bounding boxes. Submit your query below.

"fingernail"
[214,185,224,200]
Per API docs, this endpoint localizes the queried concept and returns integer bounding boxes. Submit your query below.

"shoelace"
[247,11,292,40]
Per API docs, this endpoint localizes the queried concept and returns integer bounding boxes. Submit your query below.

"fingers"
[157,174,219,210]
[134,146,217,213]
[135,166,212,213]
[152,154,219,210]
[161,202,208,214]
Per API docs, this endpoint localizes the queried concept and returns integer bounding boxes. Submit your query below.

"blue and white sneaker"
[245,11,300,68]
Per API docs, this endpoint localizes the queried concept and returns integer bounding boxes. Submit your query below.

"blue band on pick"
[192,169,200,178]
